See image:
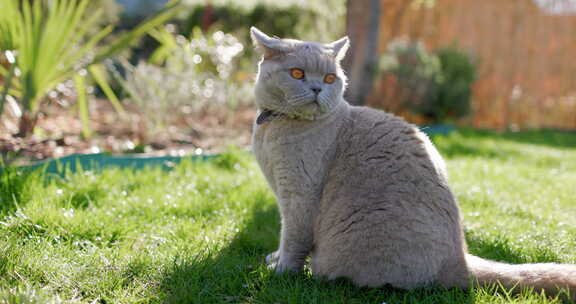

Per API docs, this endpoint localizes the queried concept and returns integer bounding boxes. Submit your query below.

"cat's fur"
[250,27,576,298]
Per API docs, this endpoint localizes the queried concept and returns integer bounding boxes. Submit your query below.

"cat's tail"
[466,254,576,300]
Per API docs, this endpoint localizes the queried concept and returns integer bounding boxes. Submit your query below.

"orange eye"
[290,68,305,79]
[324,73,337,84]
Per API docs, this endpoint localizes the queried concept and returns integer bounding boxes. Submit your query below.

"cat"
[249,26,576,299]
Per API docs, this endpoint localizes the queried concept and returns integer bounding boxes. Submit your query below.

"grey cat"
[250,27,576,298]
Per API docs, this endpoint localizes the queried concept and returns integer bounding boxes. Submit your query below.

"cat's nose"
[311,87,322,94]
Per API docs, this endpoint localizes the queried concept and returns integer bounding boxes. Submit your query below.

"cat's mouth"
[256,109,286,125]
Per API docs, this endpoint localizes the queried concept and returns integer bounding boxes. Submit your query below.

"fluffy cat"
[250,26,576,298]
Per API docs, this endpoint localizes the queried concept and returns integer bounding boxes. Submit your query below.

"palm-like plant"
[0,0,182,137]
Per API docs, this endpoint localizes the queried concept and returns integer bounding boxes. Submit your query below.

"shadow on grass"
[452,128,576,149]
[434,140,522,160]
[430,128,576,161]
[465,230,562,264]
[158,203,474,303]
[157,203,280,303]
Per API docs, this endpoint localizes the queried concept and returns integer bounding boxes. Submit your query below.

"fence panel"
[369,0,576,130]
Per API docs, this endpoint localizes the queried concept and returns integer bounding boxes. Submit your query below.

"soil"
[0,99,256,166]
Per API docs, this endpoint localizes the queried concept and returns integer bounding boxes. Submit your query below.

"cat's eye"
[290,68,305,80]
[324,73,337,84]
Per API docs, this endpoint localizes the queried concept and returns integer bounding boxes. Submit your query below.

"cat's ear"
[328,36,350,61]
[250,27,289,59]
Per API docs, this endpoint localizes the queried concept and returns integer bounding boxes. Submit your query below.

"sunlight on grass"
[0,129,575,303]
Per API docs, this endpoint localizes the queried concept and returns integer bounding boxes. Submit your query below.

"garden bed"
[0,101,256,166]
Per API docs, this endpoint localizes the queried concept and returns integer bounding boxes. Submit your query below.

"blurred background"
[1,0,575,165]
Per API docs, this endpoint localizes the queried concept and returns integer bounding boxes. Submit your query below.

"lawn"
[1,129,576,303]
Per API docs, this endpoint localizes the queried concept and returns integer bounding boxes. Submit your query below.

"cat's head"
[251,27,349,122]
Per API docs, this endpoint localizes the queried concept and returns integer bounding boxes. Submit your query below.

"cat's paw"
[267,259,300,274]
[265,251,280,264]
[266,252,303,273]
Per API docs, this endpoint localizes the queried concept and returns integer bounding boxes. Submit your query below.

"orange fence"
[368,0,576,129]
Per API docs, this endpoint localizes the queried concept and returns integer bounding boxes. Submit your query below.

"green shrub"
[380,39,443,119]
[183,4,305,39]
[433,47,477,122]
[110,27,252,135]
[178,2,345,52]
[380,41,476,123]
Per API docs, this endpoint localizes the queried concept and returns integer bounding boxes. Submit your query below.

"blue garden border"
[1,153,217,176]
[420,124,455,136]
[1,124,453,176]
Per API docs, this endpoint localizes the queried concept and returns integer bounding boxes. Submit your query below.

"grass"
[1,129,576,303]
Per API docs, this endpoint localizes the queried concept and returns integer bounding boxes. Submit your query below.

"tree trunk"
[343,0,381,106]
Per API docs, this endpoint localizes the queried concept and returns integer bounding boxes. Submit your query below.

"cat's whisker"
[316,96,328,110]
[291,92,310,100]
[317,96,334,112]
[290,98,315,107]
[288,92,313,103]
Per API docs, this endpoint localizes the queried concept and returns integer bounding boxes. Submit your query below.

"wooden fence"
[368,0,576,130]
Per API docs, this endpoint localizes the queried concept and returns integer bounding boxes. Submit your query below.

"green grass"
[1,129,576,303]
